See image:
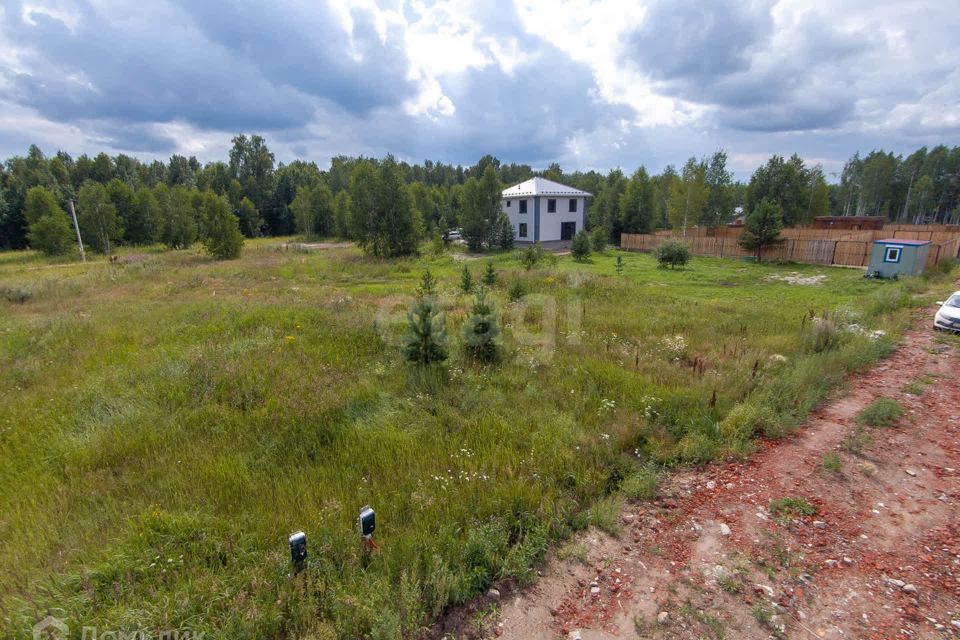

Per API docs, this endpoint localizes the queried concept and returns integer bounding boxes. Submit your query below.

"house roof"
[875,239,931,246]
[502,177,593,198]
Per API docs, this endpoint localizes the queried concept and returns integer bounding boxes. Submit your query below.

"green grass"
[0,240,952,638]
[856,397,904,428]
[822,451,842,473]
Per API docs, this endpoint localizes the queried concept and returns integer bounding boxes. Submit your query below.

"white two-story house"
[501,177,592,243]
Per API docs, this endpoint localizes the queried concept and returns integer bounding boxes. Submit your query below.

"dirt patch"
[274,241,354,251]
[430,309,960,639]
[766,272,829,285]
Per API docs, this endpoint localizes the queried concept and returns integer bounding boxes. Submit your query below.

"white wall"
[501,196,585,241]
[538,196,583,241]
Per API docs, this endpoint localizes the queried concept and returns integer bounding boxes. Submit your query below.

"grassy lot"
[0,240,953,638]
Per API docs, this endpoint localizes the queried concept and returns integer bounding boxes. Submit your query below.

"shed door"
[561,222,576,240]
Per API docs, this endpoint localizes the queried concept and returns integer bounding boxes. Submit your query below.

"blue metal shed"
[868,239,931,278]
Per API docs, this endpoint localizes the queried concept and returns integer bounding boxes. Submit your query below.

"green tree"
[348,160,378,243]
[416,269,437,298]
[129,186,163,244]
[24,187,73,255]
[77,181,122,253]
[404,296,448,366]
[492,212,514,250]
[333,190,351,238]
[349,156,420,256]
[106,179,136,242]
[590,225,607,252]
[199,191,244,259]
[619,167,657,234]
[161,186,198,249]
[482,261,497,286]
[460,166,501,251]
[704,150,733,226]
[291,183,334,238]
[667,157,707,234]
[739,199,784,261]
[462,287,500,362]
[236,197,262,237]
[571,229,591,262]
[460,264,474,293]
[746,154,809,226]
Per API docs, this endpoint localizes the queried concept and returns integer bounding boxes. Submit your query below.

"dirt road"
[438,312,960,639]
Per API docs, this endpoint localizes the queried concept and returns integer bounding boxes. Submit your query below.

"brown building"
[813,216,885,230]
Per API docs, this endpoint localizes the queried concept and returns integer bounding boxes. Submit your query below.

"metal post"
[67,200,86,262]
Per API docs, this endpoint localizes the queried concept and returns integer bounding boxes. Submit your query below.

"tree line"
[2,136,958,255]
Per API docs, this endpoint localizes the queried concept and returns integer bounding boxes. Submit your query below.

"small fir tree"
[739,199,784,262]
[404,296,448,366]
[590,226,607,253]
[615,255,624,275]
[416,269,437,297]
[507,279,525,302]
[460,264,474,293]
[571,229,591,262]
[482,261,497,286]
[462,287,500,362]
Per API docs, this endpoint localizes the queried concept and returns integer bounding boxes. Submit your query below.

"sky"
[1,0,958,180]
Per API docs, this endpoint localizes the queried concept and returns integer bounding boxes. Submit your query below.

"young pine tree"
[571,229,591,262]
[462,287,500,363]
[460,264,474,294]
[739,199,784,262]
[615,255,624,275]
[416,269,437,298]
[482,261,497,286]
[404,295,448,366]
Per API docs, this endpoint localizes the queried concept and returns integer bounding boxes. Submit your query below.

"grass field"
[0,240,953,638]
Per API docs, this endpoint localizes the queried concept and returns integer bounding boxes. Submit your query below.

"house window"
[883,246,903,263]
[569,198,577,212]
[519,223,528,238]
[506,200,511,208]
[519,200,528,214]
[547,198,556,213]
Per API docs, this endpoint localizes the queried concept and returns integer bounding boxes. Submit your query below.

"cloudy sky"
[1,0,958,179]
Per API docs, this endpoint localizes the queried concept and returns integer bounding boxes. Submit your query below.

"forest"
[1,135,959,254]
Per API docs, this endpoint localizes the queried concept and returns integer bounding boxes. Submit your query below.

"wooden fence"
[621,232,960,269]
[654,226,960,243]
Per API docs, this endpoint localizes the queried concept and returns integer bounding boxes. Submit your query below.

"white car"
[934,291,960,332]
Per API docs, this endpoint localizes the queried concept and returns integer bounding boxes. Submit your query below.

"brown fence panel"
[834,241,871,266]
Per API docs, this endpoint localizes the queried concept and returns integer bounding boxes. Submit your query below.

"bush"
[621,466,659,501]
[653,239,691,269]
[769,496,816,523]
[1,285,32,304]
[570,230,591,262]
[521,243,545,270]
[805,318,841,353]
[200,192,244,259]
[857,397,903,428]
[28,213,74,256]
[507,280,524,302]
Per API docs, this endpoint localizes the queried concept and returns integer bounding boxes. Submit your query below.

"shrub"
[621,466,659,501]
[403,296,448,366]
[857,397,903,428]
[719,403,779,440]
[507,279,524,302]
[570,230,591,262]
[520,243,545,270]
[28,212,74,256]
[460,264,474,294]
[462,287,500,363]
[653,239,691,269]
[200,192,244,259]
[1,285,32,304]
[822,451,842,473]
[769,496,816,523]
[842,426,871,455]
[805,318,841,353]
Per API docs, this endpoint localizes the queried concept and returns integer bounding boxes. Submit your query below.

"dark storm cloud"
[622,0,878,132]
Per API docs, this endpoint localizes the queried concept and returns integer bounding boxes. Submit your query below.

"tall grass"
[0,241,952,638]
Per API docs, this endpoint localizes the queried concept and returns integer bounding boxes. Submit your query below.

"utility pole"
[67,199,86,262]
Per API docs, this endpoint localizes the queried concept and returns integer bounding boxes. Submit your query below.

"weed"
[842,426,872,455]
[902,381,924,396]
[718,575,743,594]
[621,466,659,501]
[822,451,842,473]
[752,601,773,626]
[856,397,903,428]
[769,497,817,523]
